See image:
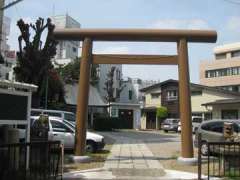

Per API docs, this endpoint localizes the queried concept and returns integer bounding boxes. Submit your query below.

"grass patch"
[64,144,112,172]
[159,148,212,175]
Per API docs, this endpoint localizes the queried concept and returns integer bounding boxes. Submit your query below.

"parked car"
[194,119,240,155]
[31,109,76,123]
[19,116,105,153]
[177,116,203,133]
[162,118,179,133]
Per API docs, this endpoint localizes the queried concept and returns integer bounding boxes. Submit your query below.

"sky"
[4,0,240,83]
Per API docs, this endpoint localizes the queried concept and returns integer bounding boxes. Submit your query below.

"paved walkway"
[63,131,203,180]
[103,135,165,179]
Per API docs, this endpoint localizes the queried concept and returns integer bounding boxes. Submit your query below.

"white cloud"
[227,16,240,32]
[152,19,210,30]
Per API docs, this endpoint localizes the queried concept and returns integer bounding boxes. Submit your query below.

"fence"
[198,135,240,180]
[0,141,62,180]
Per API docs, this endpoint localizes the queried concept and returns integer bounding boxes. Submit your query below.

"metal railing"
[198,134,240,180]
[0,141,62,180]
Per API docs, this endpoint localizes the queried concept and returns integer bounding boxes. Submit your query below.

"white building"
[108,77,158,129]
[1,16,10,52]
[0,16,15,80]
[51,14,81,65]
[0,51,16,80]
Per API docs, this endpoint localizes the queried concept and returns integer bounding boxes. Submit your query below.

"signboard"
[0,92,28,123]
[4,50,16,59]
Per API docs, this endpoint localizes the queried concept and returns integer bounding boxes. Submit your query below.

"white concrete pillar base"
[70,155,91,163]
[177,157,198,165]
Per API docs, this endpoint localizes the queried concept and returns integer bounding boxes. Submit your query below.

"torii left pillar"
[75,37,92,155]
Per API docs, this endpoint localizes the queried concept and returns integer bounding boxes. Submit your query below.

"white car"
[19,116,105,153]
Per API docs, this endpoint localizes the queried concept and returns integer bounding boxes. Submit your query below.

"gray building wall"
[51,15,80,60]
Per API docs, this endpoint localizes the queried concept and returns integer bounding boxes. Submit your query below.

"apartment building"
[51,14,81,65]
[200,42,240,92]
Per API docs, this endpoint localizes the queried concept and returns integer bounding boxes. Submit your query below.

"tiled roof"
[139,79,240,97]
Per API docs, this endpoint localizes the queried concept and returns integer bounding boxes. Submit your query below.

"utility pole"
[0,0,5,53]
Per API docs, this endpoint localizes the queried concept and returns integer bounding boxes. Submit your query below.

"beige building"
[200,42,240,92]
[203,99,240,119]
[140,79,240,130]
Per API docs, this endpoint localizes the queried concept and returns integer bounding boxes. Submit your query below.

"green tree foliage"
[156,106,168,129]
[14,17,64,107]
[56,58,99,84]
[156,106,168,119]
[56,58,81,83]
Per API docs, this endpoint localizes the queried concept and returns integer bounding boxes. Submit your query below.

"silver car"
[194,119,240,155]
[162,118,179,133]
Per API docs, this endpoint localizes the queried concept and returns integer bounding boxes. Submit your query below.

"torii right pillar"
[178,38,194,160]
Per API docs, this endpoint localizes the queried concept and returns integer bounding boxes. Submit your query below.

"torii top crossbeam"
[53,28,217,43]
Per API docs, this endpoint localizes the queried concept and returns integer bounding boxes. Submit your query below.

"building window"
[151,93,160,99]
[222,109,238,119]
[205,66,240,78]
[72,47,77,53]
[116,88,120,98]
[166,90,178,101]
[223,85,240,92]
[231,50,240,58]
[232,67,239,75]
[215,53,226,60]
[129,90,132,100]
[5,73,9,80]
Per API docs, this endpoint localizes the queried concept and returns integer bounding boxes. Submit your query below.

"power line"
[1,0,23,11]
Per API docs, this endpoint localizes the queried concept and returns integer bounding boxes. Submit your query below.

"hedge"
[93,117,129,131]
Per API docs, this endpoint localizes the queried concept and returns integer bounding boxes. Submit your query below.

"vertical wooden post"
[178,38,194,158]
[75,37,92,156]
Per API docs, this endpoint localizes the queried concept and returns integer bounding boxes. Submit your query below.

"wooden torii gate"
[53,29,217,159]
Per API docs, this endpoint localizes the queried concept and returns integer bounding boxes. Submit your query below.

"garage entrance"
[54,28,217,159]
[146,112,156,129]
[118,109,133,129]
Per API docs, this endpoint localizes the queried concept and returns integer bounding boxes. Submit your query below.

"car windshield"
[233,122,240,132]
